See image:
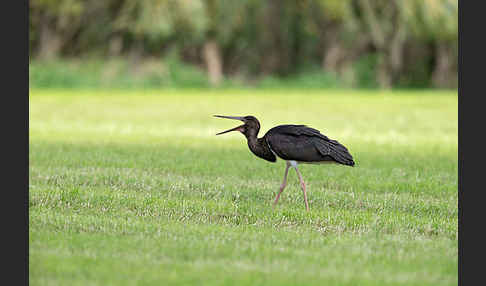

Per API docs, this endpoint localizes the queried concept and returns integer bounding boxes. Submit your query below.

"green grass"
[29,58,211,89]
[29,58,347,90]
[29,89,458,285]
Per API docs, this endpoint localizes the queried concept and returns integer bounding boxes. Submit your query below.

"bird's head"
[214,115,260,138]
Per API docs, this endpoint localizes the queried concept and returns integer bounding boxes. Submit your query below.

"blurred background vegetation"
[29,0,458,90]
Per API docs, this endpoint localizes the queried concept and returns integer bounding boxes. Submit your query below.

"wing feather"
[265,125,355,166]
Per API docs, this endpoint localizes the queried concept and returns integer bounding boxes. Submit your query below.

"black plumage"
[264,125,355,166]
[214,115,355,211]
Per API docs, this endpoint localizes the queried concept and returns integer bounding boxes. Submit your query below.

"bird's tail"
[315,139,355,167]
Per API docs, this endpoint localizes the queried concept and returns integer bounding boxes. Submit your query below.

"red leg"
[273,162,290,206]
[294,167,309,211]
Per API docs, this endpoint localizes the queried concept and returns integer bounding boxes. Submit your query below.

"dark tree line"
[29,0,458,89]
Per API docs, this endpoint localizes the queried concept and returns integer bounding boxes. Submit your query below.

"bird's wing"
[265,125,354,165]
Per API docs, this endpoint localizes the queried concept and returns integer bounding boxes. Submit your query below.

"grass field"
[29,89,458,286]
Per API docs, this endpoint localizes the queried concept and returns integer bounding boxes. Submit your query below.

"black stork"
[214,115,355,211]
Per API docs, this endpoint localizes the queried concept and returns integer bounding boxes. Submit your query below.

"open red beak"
[214,115,245,135]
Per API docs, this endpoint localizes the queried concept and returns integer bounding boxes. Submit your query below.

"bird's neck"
[246,134,260,150]
[246,133,273,161]
[244,129,276,162]
[245,129,260,149]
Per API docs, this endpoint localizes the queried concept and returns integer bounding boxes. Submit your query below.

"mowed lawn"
[29,89,458,286]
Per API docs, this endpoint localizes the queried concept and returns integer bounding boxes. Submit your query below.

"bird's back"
[264,125,355,166]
